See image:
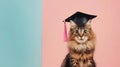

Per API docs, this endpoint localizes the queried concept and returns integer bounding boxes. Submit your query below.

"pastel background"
[0,0,41,67]
[43,0,120,67]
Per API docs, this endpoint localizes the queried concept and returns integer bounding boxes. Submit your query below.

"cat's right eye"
[75,30,78,33]
[75,30,79,33]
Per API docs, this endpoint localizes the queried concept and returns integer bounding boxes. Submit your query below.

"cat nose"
[79,32,83,37]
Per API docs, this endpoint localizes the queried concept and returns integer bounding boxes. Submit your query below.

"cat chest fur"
[69,50,94,67]
[67,41,95,67]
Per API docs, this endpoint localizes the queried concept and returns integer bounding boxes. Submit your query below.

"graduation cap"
[63,11,97,42]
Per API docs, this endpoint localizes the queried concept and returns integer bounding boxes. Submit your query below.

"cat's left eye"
[84,30,87,33]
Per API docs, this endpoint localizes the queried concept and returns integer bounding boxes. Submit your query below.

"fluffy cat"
[61,20,96,67]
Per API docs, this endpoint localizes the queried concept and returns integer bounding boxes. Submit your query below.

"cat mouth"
[77,36,84,40]
[75,36,87,43]
[79,38,84,40]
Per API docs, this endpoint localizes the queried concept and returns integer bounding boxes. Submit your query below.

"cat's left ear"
[86,20,92,27]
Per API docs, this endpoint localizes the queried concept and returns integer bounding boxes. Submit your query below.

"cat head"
[68,20,95,44]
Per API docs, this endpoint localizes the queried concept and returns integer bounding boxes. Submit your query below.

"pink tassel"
[63,22,68,42]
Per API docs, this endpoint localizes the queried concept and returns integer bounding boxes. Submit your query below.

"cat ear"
[86,20,92,27]
[70,20,76,28]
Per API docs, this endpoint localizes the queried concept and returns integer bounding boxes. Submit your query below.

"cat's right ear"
[70,20,76,28]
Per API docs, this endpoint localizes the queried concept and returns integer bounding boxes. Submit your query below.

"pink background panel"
[42,0,120,67]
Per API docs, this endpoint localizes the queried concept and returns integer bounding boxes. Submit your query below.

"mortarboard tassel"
[64,21,68,42]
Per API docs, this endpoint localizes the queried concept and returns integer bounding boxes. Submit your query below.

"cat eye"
[84,30,87,33]
[75,30,79,33]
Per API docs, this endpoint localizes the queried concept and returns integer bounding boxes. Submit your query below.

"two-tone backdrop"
[1,0,120,67]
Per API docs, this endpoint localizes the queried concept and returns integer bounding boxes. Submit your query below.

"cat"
[61,20,96,67]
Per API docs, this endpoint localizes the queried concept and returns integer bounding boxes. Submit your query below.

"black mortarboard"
[64,11,97,27]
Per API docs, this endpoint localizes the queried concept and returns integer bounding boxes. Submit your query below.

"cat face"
[68,20,94,44]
